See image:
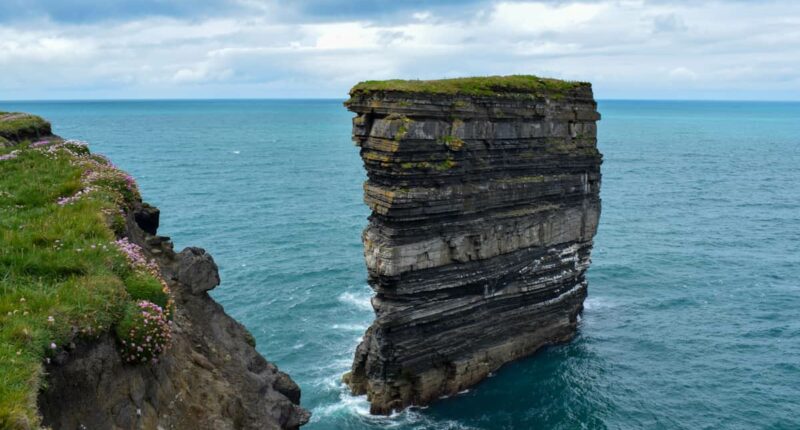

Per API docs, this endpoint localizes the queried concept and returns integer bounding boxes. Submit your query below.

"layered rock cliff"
[0,113,309,429]
[342,76,602,414]
[38,202,310,430]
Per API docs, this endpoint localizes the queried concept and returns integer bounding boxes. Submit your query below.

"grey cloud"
[652,13,687,33]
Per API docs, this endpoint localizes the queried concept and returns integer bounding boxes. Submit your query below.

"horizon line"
[2,97,800,103]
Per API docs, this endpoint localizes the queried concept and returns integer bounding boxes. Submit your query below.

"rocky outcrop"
[21,127,310,428]
[0,112,51,146]
[342,76,602,414]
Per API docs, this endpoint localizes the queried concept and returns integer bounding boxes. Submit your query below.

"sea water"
[3,99,798,429]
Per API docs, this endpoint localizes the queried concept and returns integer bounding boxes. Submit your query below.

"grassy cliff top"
[0,114,171,428]
[0,113,51,142]
[349,75,589,98]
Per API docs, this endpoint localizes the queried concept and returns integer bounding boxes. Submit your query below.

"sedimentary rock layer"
[342,76,602,414]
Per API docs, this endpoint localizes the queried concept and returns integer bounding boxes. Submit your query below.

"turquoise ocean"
[2,99,798,429]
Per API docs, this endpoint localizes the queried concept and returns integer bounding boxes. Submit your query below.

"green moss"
[439,135,464,151]
[392,116,412,142]
[519,150,537,159]
[395,124,408,141]
[350,75,588,98]
[433,159,457,171]
[0,113,51,141]
[398,161,433,170]
[544,137,599,157]
[243,329,256,348]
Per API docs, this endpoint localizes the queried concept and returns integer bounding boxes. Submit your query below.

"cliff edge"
[342,76,602,413]
[0,113,309,429]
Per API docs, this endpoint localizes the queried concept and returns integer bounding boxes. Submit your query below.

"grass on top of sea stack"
[348,75,589,98]
[0,115,171,429]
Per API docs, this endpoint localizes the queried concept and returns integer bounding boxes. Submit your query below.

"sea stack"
[342,76,602,414]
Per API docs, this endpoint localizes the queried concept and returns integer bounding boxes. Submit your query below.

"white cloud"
[489,2,608,33]
[669,67,698,81]
[311,23,382,50]
[0,1,799,100]
[412,11,432,22]
[172,64,233,83]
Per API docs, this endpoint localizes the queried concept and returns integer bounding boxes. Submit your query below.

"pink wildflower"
[0,150,20,161]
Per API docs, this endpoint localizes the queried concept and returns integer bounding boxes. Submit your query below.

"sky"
[1,0,799,100]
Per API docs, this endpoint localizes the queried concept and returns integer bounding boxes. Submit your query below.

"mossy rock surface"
[349,75,589,98]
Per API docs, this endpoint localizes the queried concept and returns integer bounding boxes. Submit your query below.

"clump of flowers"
[113,237,173,314]
[62,139,90,155]
[115,237,159,276]
[0,150,20,161]
[112,238,174,364]
[29,139,52,148]
[43,139,141,207]
[115,300,172,364]
[56,186,97,206]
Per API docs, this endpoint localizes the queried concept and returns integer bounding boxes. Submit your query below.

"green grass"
[349,75,588,98]
[122,272,169,308]
[0,115,166,428]
[0,114,51,141]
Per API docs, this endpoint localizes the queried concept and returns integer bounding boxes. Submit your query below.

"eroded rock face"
[343,79,602,414]
[38,203,310,429]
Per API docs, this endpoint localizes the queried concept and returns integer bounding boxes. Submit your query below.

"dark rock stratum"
[342,76,602,414]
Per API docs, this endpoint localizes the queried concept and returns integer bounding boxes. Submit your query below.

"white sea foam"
[338,290,374,311]
[332,323,368,331]
[583,296,615,311]
[311,377,479,429]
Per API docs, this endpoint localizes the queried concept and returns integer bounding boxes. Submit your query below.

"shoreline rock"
[38,199,310,429]
[0,117,311,429]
